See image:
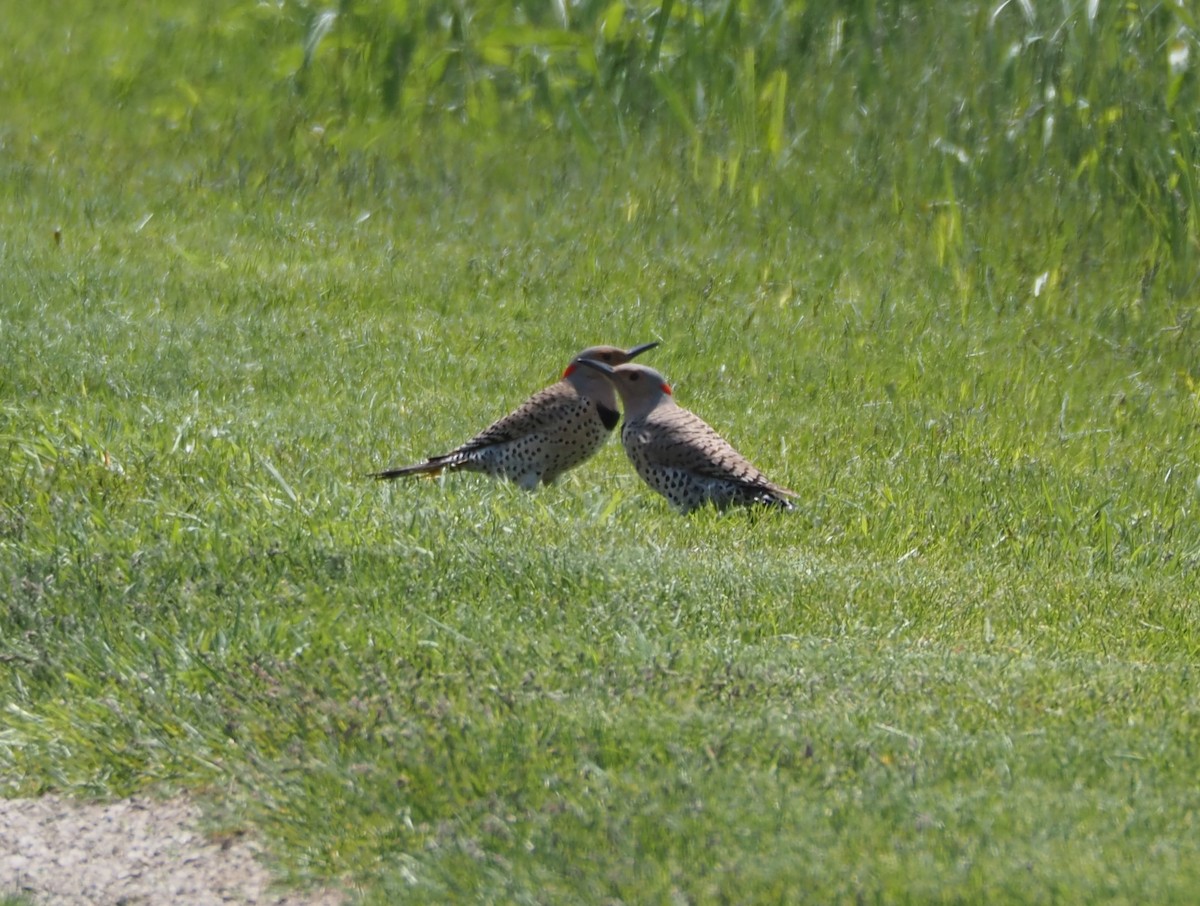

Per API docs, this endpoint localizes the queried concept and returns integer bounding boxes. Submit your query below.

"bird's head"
[575,360,675,419]
[561,341,659,397]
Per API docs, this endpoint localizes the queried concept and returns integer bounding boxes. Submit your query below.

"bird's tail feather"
[371,459,448,481]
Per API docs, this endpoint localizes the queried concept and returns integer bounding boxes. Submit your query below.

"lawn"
[3,0,1200,902]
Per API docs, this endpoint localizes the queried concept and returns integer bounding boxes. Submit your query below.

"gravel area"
[1,795,345,905]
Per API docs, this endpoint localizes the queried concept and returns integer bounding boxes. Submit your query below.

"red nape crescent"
[661,382,672,395]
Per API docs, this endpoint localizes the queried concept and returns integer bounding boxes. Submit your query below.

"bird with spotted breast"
[576,359,796,514]
[372,343,659,490]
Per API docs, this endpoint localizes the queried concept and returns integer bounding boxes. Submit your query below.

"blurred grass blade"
[260,455,298,504]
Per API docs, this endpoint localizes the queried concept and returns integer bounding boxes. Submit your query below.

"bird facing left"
[575,358,796,514]
[371,342,659,490]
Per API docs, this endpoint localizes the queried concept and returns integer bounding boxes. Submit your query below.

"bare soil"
[1,795,346,905]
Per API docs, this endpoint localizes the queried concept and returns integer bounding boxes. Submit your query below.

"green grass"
[3,0,1200,902]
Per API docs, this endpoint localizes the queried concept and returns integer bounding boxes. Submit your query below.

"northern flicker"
[577,359,796,514]
[372,343,659,490]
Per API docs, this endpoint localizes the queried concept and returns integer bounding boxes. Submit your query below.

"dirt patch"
[1,794,346,905]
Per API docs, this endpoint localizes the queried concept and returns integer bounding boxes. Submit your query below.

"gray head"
[575,360,676,419]
[561,342,659,400]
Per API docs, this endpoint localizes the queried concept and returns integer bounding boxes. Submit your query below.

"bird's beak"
[577,358,617,376]
[626,341,659,359]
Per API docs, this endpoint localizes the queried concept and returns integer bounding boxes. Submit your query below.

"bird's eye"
[601,352,612,362]
[629,372,640,381]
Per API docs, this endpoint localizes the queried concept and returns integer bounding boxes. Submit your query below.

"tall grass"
[5,1,1194,293]
[280,0,1199,290]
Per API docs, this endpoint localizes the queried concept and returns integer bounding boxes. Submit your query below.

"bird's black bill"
[626,341,660,359]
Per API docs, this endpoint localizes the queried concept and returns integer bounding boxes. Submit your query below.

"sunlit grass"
[2,0,1200,902]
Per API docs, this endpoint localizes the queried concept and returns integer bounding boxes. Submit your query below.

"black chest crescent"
[597,404,621,431]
